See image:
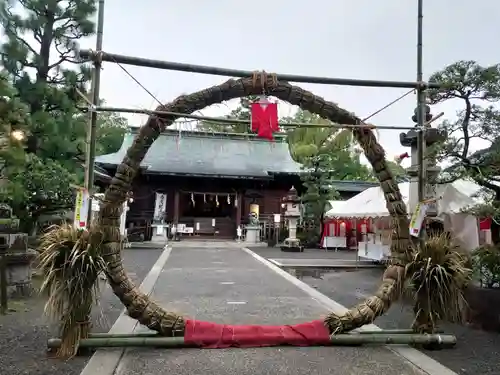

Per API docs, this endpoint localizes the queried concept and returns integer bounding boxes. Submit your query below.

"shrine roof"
[95,129,303,179]
[328,180,379,192]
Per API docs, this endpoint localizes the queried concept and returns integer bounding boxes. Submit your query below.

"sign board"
[73,189,89,229]
[153,193,167,222]
[409,202,429,237]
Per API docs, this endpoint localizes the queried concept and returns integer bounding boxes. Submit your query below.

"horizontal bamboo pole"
[88,332,162,338]
[84,328,444,339]
[79,50,443,89]
[81,106,417,131]
[47,333,456,349]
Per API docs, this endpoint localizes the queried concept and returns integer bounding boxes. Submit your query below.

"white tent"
[325,200,346,214]
[325,180,483,219]
[324,179,486,255]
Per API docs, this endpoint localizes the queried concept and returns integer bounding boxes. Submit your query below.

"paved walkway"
[109,244,430,375]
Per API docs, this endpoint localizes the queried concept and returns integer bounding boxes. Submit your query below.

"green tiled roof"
[96,129,303,179]
[328,180,379,192]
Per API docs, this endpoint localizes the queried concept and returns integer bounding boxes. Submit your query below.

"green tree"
[285,111,374,181]
[0,0,96,157]
[0,0,103,228]
[428,60,500,243]
[9,154,76,231]
[285,110,375,243]
[0,73,30,204]
[199,95,259,133]
[387,160,408,181]
[96,111,128,155]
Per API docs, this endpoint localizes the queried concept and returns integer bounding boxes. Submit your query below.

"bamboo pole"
[82,106,418,131]
[83,0,105,227]
[78,50,443,89]
[47,333,456,349]
[80,328,443,339]
[416,0,427,249]
[0,250,7,315]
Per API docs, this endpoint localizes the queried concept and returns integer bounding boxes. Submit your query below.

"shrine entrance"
[179,192,238,238]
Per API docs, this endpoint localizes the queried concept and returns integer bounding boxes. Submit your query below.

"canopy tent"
[325,180,483,219]
[325,200,346,213]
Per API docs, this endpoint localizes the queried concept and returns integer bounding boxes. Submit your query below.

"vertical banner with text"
[74,189,89,229]
[153,193,167,222]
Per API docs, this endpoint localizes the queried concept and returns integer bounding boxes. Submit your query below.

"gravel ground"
[250,247,500,375]
[0,248,162,375]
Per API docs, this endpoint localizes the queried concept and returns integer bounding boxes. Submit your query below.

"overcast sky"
[81,0,499,166]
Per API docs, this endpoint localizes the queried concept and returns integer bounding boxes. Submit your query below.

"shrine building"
[95,128,377,240]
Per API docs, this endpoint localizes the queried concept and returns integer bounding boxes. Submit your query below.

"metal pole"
[78,50,443,90]
[416,0,426,241]
[84,0,105,227]
[0,255,7,314]
[79,106,419,131]
[0,235,8,314]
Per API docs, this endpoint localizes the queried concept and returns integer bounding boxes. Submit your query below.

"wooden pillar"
[236,192,242,228]
[173,190,180,224]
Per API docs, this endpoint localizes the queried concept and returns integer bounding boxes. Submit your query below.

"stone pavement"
[109,244,433,375]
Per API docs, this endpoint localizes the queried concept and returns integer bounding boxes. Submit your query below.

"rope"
[361,89,415,123]
[356,88,416,139]
[251,70,278,93]
[107,54,163,107]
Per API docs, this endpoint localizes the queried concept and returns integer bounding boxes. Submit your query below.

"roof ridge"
[127,127,288,142]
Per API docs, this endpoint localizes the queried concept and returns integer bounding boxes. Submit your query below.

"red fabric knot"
[184,319,331,348]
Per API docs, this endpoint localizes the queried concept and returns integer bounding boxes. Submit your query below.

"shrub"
[472,245,500,288]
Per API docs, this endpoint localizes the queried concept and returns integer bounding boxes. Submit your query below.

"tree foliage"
[0,0,128,229]
[429,61,500,191]
[199,96,259,133]
[0,74,31,202]
[284,110,374,241]
[429,60,500,243]
[9,154,76,225]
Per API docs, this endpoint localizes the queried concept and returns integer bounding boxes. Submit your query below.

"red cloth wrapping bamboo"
[184,319,331,348]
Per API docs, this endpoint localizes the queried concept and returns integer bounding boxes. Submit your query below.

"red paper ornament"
[394,152,409,165]
[251,100,279,140]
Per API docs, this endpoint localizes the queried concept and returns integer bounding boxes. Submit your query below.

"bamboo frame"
[56,0,459,355]
[78,50,443,90]
[47,333,456,350]
[83,0,105,227]
[83,106,418,131]
[80,328,443,339]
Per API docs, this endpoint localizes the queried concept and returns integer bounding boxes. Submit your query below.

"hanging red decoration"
[479,218,491,231]
[394,152,409,165]
[251,99,279,140]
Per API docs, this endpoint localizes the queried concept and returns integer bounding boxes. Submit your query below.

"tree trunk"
[318,211,325,245]
[492,192,500,245]
[98,75,411,335]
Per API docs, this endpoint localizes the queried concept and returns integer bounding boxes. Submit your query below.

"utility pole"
[416,0,426,242]
[84,0,105,226]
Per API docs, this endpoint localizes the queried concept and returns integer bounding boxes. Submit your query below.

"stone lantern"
[0,203,35,302]
[400,109,446,218]
[281,186,303,252]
